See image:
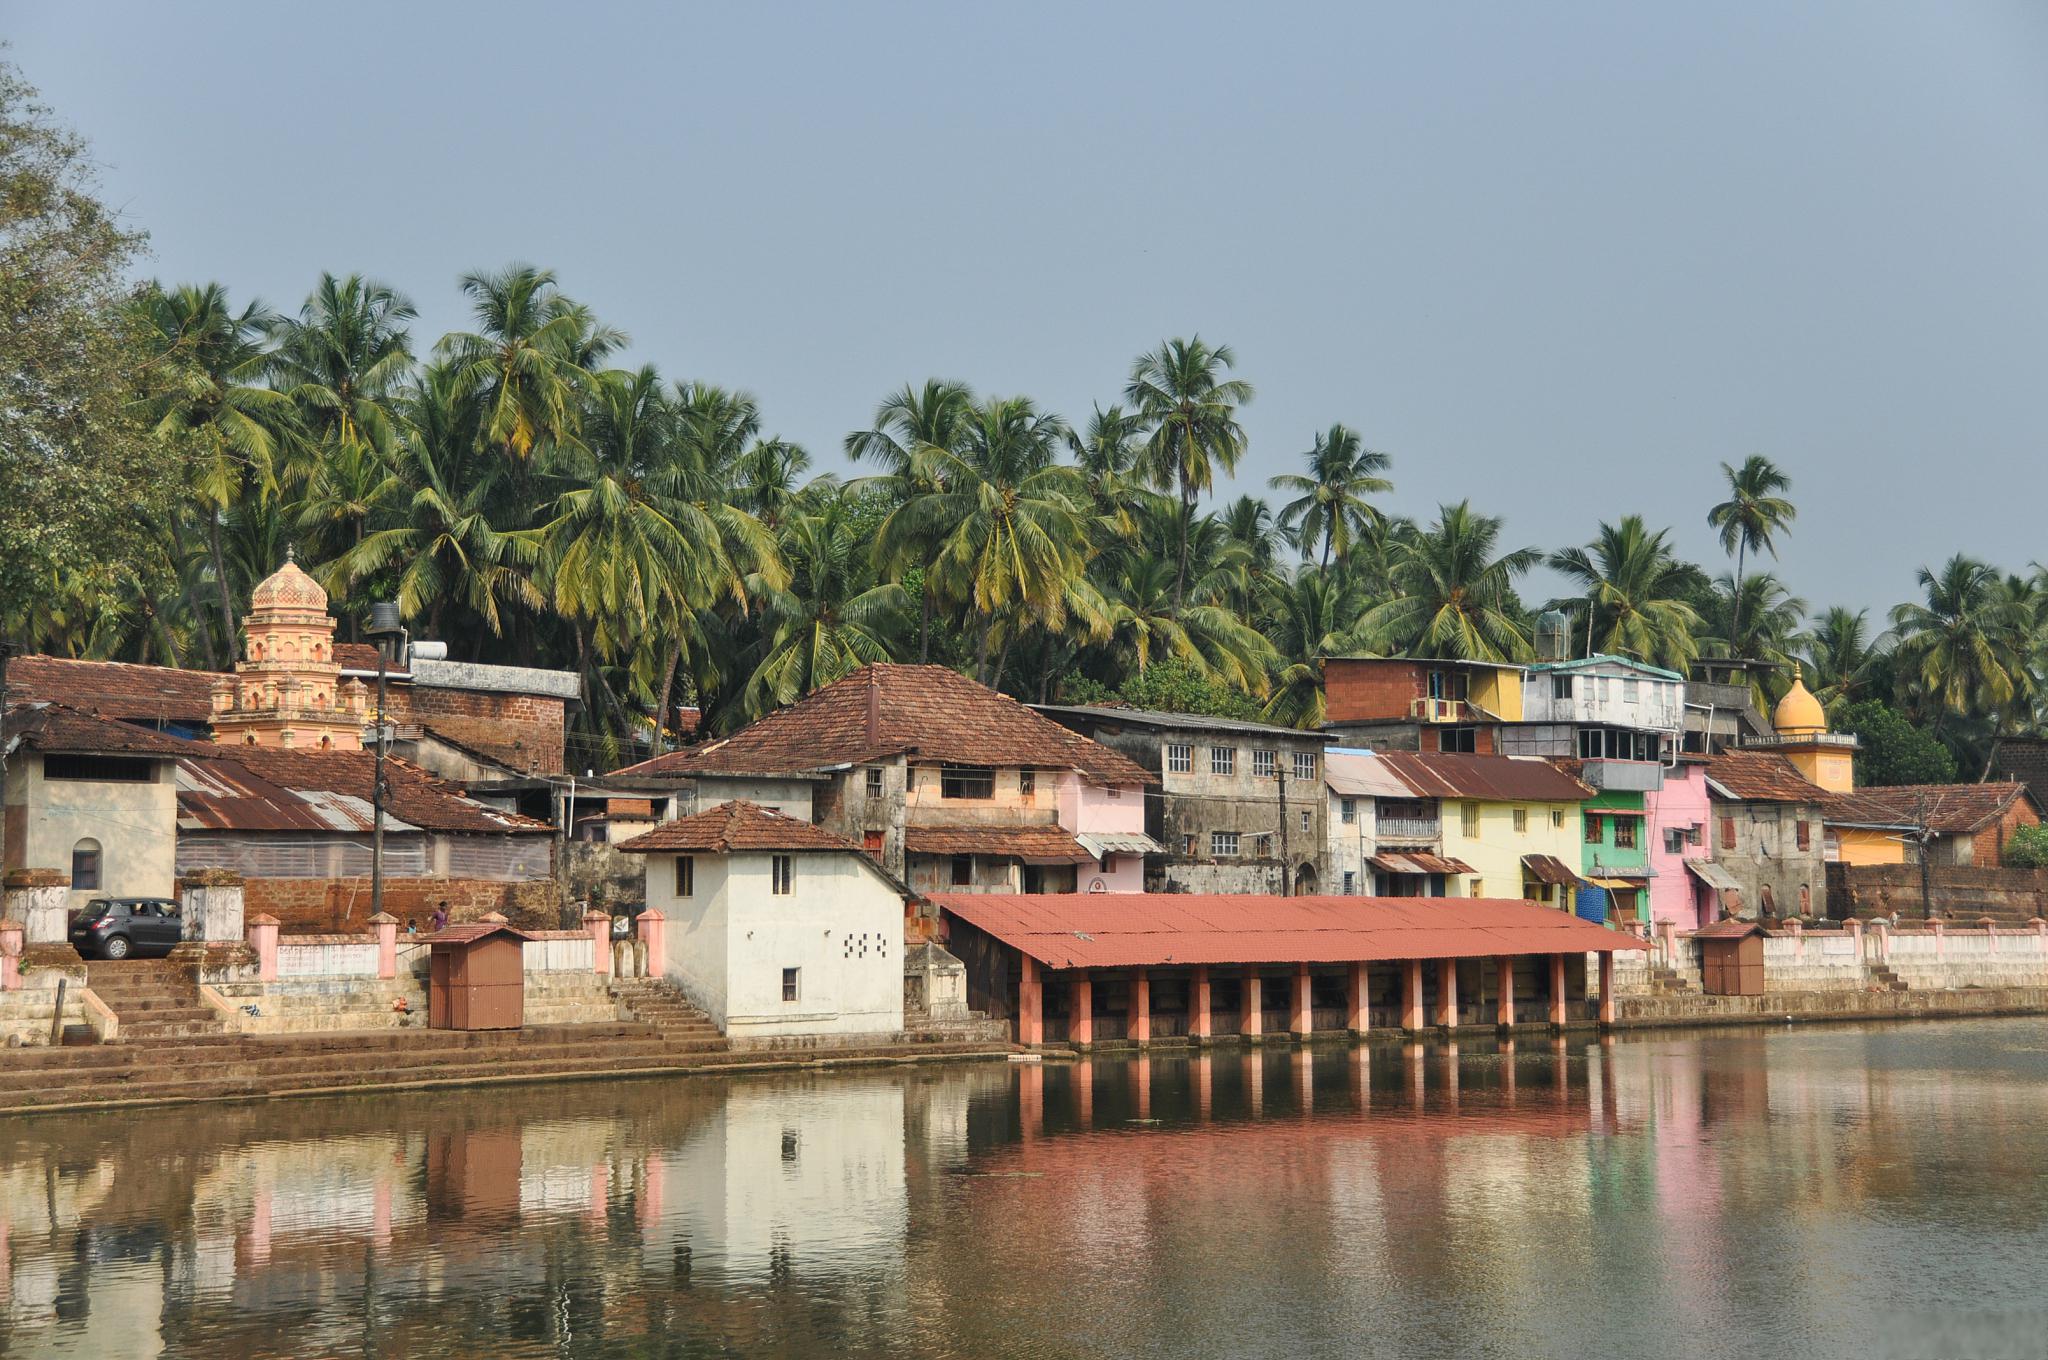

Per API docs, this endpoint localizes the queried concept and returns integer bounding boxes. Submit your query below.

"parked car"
[69,898,184,960]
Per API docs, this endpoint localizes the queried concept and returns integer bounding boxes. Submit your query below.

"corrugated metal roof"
[1075,831,1164,858]
[1032,702,1332,740]
[932,892,1644,970]
[1686,860,1743,893]
[1324,751,1414,799]
[1521,854,1583,886]
[1368,852,1476,876]
[1372,752,1593,803]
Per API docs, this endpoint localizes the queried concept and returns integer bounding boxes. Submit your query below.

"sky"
[10,2,2048,616]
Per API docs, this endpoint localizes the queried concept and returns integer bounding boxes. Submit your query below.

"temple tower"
[210,552,369,750]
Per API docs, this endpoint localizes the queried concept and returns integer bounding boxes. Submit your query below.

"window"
[1469,879,1484,898]
[1584,814,1604,844]
[1552,675,1574,700]
[1342,871,1356,894]
[1211,747,1235,776]
[1211,831,1239,857]
[1460,802,1481,836]
[1687,824,1703,847]
[673,855,695,897]
[1664,828,1685,855]
[1614,817,1638,850]
[1018,769,1036,797]
[771,854,794,895]
[1166,743,1193,774]
[1427,669,1470,701]
[1181,835,1197,856]
[1252,749,1277,778]
[71,838,101,892]
[1254,834,1273,857]
[941,765,995,799]
[1623,678,1640,703]
[1301,810,1312,833]
[1597,677,1611,701]
[43,754,153,783]
[951,855,973,887]
[1720,815,1737,849]
[1341,798,1356,825]
[1552,809,1565,828]
[1107,786,1121,798]
[782,968,800,1002]
[1795,819,1811,851]
[1513,807,1528,834]
[865,767,884,798]
[1294,752,1316,781]
[1439,727,1478,754]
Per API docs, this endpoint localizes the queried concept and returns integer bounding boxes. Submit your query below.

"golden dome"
[1773,670,1827,736]
[249,553,328,612]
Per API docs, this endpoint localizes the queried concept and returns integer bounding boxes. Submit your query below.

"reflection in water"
[5,1021,2048,1358]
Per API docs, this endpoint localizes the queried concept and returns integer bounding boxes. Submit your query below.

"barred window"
[1252,749,1277,778]
[1211,831,1239,857]
[1211,747,1236,776]
[1293,752,1316,781]
[1166,743,1192,774]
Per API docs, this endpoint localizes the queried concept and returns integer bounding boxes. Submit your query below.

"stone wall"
[243,875,562,933]
[1828,862,2048,926]
[558,841,646,915]
[1614,920,2048,996]
[379,684,567,774]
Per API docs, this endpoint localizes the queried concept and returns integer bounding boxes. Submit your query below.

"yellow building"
[1765,673,1856,794]
[1375,752,1592,905]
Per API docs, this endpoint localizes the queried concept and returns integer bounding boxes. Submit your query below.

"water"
[4,1021,2048,1359]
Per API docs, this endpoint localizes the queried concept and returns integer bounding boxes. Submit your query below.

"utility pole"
[366,604,406,923]
[1277,765,1291,896]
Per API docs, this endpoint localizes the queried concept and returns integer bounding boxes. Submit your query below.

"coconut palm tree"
[1092,548,1274,694]
[1707,455,1796,648]
[134,282,293,664]
[265,273,416,478]
[743,492,910,714]
[1699,572,1808,707]
[1891,555,2032,751]
[1361,502,1540,662]
[1549,516,1703,672]
[1260,565,1372,727]
[846,379,975,661]
[1804,606,1890,715]
[877,395,1087,680]
[1125,337,1254,614]
[1269,424,1392,568]
[437,265,608,462]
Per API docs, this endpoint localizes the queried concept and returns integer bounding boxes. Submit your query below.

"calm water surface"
[4,1021,2047,1359]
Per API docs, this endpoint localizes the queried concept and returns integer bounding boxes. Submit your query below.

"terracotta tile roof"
[931,893,1645,970]
[178,748,550,835]
[425,920,533,945]
[1704,751,1828,803]
[904,824,1095,863]
[333,642,410,677]
[1374,751,1593,803]
[611,664,1151,787]
[6,655,215,723]
[614,800,861,854]
[1692,917,1767,939]
[1823,783,2037,836]
[4,701,196,758]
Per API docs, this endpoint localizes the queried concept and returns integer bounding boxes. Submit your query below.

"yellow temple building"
[209,553,371,750]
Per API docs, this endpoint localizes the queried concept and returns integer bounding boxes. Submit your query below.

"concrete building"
[3,703,188,912]
[1324,749,1411,895]
[1033,704,1332,894]
[1822,782,2041,868]
[1370,751,1592,906]
[623,801,907,1041]
[614,666,1155,898]
[1642,758,1714,929]
[1320,657,1526,753]
[1702,750,1829,920]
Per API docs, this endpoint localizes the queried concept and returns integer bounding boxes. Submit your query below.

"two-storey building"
[1033,705,1331,894]
[1371,752,1592,905]
[1320,658,1526,754]
[1702,749,1829,920]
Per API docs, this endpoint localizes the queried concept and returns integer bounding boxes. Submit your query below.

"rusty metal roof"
[1372,752,1593,803]
[175,748,544,835]
[1324,751,1415,799]
[1521,854,1584,886]
[931,893,1643,970]
[1368,852,1476,876]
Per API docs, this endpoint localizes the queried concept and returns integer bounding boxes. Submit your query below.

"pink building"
[1643,759,1715,928]
[1058,774,1153,892]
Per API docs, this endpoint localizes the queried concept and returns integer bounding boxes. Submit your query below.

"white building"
[1324,749,1411,895]
[621,801,906,1043]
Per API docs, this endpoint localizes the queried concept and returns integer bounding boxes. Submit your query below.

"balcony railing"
[1375,816,1440,841]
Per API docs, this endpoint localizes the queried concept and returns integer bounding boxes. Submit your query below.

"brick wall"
[1828,862,2048,925]
[245,875,563,933]
[1984,797,2042,868]
[1323,660,1423,724]
[380,685,567,774]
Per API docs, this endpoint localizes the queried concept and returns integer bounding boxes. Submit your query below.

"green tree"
[1707,454,1796,650]
[1269,424,1392,569]
[438,265,614,461]
[742,491,909,715]
[1890,555,2030,738]
[1363,502,1540,662]
[1549,516,1703,671]
[1836,699,1958,786]
[845,379,974,661]
[1804,606,1889,715]
[1126,337,1254,614]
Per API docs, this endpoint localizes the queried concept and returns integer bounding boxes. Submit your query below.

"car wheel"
[102,935,131,960]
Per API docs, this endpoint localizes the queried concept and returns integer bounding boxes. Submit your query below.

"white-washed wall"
[524,933,595,973]
[1617,925,2048,996]
[276,939,379,978]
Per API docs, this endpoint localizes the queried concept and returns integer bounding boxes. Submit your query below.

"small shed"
[1695,918,1767,996]
[425,915,531,1030]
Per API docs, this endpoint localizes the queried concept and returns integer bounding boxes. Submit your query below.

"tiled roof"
[931,893,1644,970]
[904,824,1095,863]
[1823,783,2036,836]
[1373,751,1593,803]
[4,702,196,758]
[1704,751,1828,803]
[178,748,549,835]
[1693,917,1767,940]
[614,800,860,854]
[6,655,215,723]
[333,642,409,677]
[612,664,1152,787]
[1031,702,1331,739]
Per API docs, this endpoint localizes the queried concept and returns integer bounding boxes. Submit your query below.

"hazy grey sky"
[12,2,2048,616]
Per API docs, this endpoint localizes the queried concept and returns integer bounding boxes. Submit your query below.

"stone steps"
[1868,964,1910,992]
[83,958,226,1043]
[610,979,729,1048]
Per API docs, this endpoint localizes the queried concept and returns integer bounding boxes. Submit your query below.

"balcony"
[1408,697,1471,723]
[1374,815,1441,843]
[1579,759,1666,793]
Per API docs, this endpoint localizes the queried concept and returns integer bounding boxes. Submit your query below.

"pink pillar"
[1655,919,1677,965]
[370,912,398,979]
[1872,919,1892,962]
[1495,955,1515,1030]
[1980,918,1998,954]
[1346,961,1367,1035]
[1930,918,1946,960]
[636,909,667,977]
[1787,918,1805,961]
[1075,1059,1095,1128]
[1189,965,1212,1042]
[2032,917,2048,939]
[1549,953,1568,1028]
[0,921,21,992]
[1017,956,1043,1046]
[1598,951,1616,1026]
[246,914,280,983]
[1402,959,1424,1032]
[1070,970,1093,1047]
[1844,917,1864,960]
[1241,968,1263,1038]
[584,909,612,974]
[1136,1056,1152,1121]
[1130,967,1151,1045]
[1436,958,1459,1030]
[1291,962,1313,1038]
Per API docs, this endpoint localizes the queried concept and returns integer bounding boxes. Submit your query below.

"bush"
[2004,824,2048,870]
[1055,660,1264,721]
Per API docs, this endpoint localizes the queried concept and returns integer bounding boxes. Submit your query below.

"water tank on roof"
[1536,610,1573,662]
[410,640,449,662]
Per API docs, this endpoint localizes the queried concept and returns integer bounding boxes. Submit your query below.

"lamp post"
[365,603,407,922]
